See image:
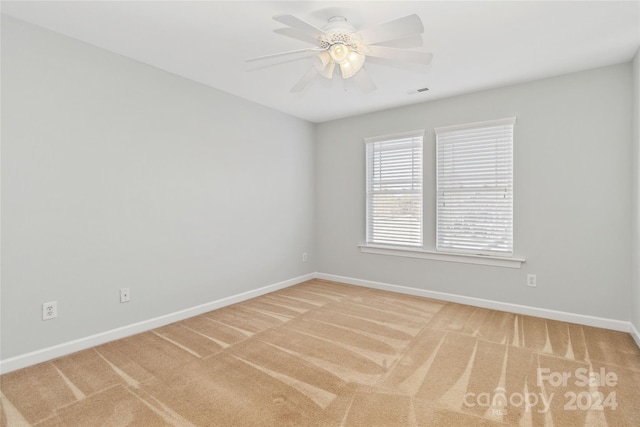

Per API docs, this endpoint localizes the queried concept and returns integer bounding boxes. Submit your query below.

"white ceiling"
[2,1,639,123]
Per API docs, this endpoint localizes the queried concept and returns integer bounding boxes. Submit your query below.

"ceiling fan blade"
[246,47,320,62]
[372,35,424,49]
[358,14,424,45]
[246,55,315,72]
[274,27,320,45]
[273,14,325,40]
[290,67,319,93]
[352,68,376,93]
[366,45,433,65]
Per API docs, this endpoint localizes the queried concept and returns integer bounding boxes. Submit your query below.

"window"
[435,118,515,256]
[365,131,424,247]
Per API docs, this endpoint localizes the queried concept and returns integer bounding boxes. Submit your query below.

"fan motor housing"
[319,17,362,53]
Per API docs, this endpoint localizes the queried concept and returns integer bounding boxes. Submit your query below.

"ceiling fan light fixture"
[339,62,352,79]
[340,51,365,79]
[313,42,365,80]
[251,13,431,92]
[313,51,337,78]
[328,43,349,64]
[313,51,331,70]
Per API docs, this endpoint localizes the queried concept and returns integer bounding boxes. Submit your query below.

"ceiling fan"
[247,13,433,93]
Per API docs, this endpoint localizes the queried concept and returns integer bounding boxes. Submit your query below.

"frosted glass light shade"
[316,43,365,80]
[313,51,335,78]
[329,43,349,64]
[340,51,365,78]
[313,51,331,70]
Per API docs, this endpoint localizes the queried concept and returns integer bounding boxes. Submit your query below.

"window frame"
[434,117,516,257]
[364,130,425,248]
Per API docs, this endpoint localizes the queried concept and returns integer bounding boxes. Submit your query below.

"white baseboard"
[316,273,632,333]
[2,271,636,374]
[0,273,315,374]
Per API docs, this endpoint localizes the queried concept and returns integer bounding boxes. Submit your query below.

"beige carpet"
[1,279,639,426]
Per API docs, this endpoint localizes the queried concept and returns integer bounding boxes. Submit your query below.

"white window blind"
[435,118,515,256]
[366,131,423,247]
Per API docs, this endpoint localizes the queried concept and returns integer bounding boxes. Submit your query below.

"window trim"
[359,244,524,269]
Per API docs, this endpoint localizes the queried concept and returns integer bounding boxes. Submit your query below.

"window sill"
[358,244,525,269]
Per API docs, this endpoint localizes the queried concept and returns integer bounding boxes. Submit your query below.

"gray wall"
[632,48,640,332]
[316,63,632,321]
[1,16,316,359]
[2,14,636,363]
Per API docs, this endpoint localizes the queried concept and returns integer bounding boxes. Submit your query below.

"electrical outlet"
[120,288,130,303]
[302,252,308,262]
[527,274,537,287]
[42,301,57,320]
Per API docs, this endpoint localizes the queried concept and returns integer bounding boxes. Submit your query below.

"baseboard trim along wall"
[2,271,636,374]
[316,273,634,334]
[0,273,315,375]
